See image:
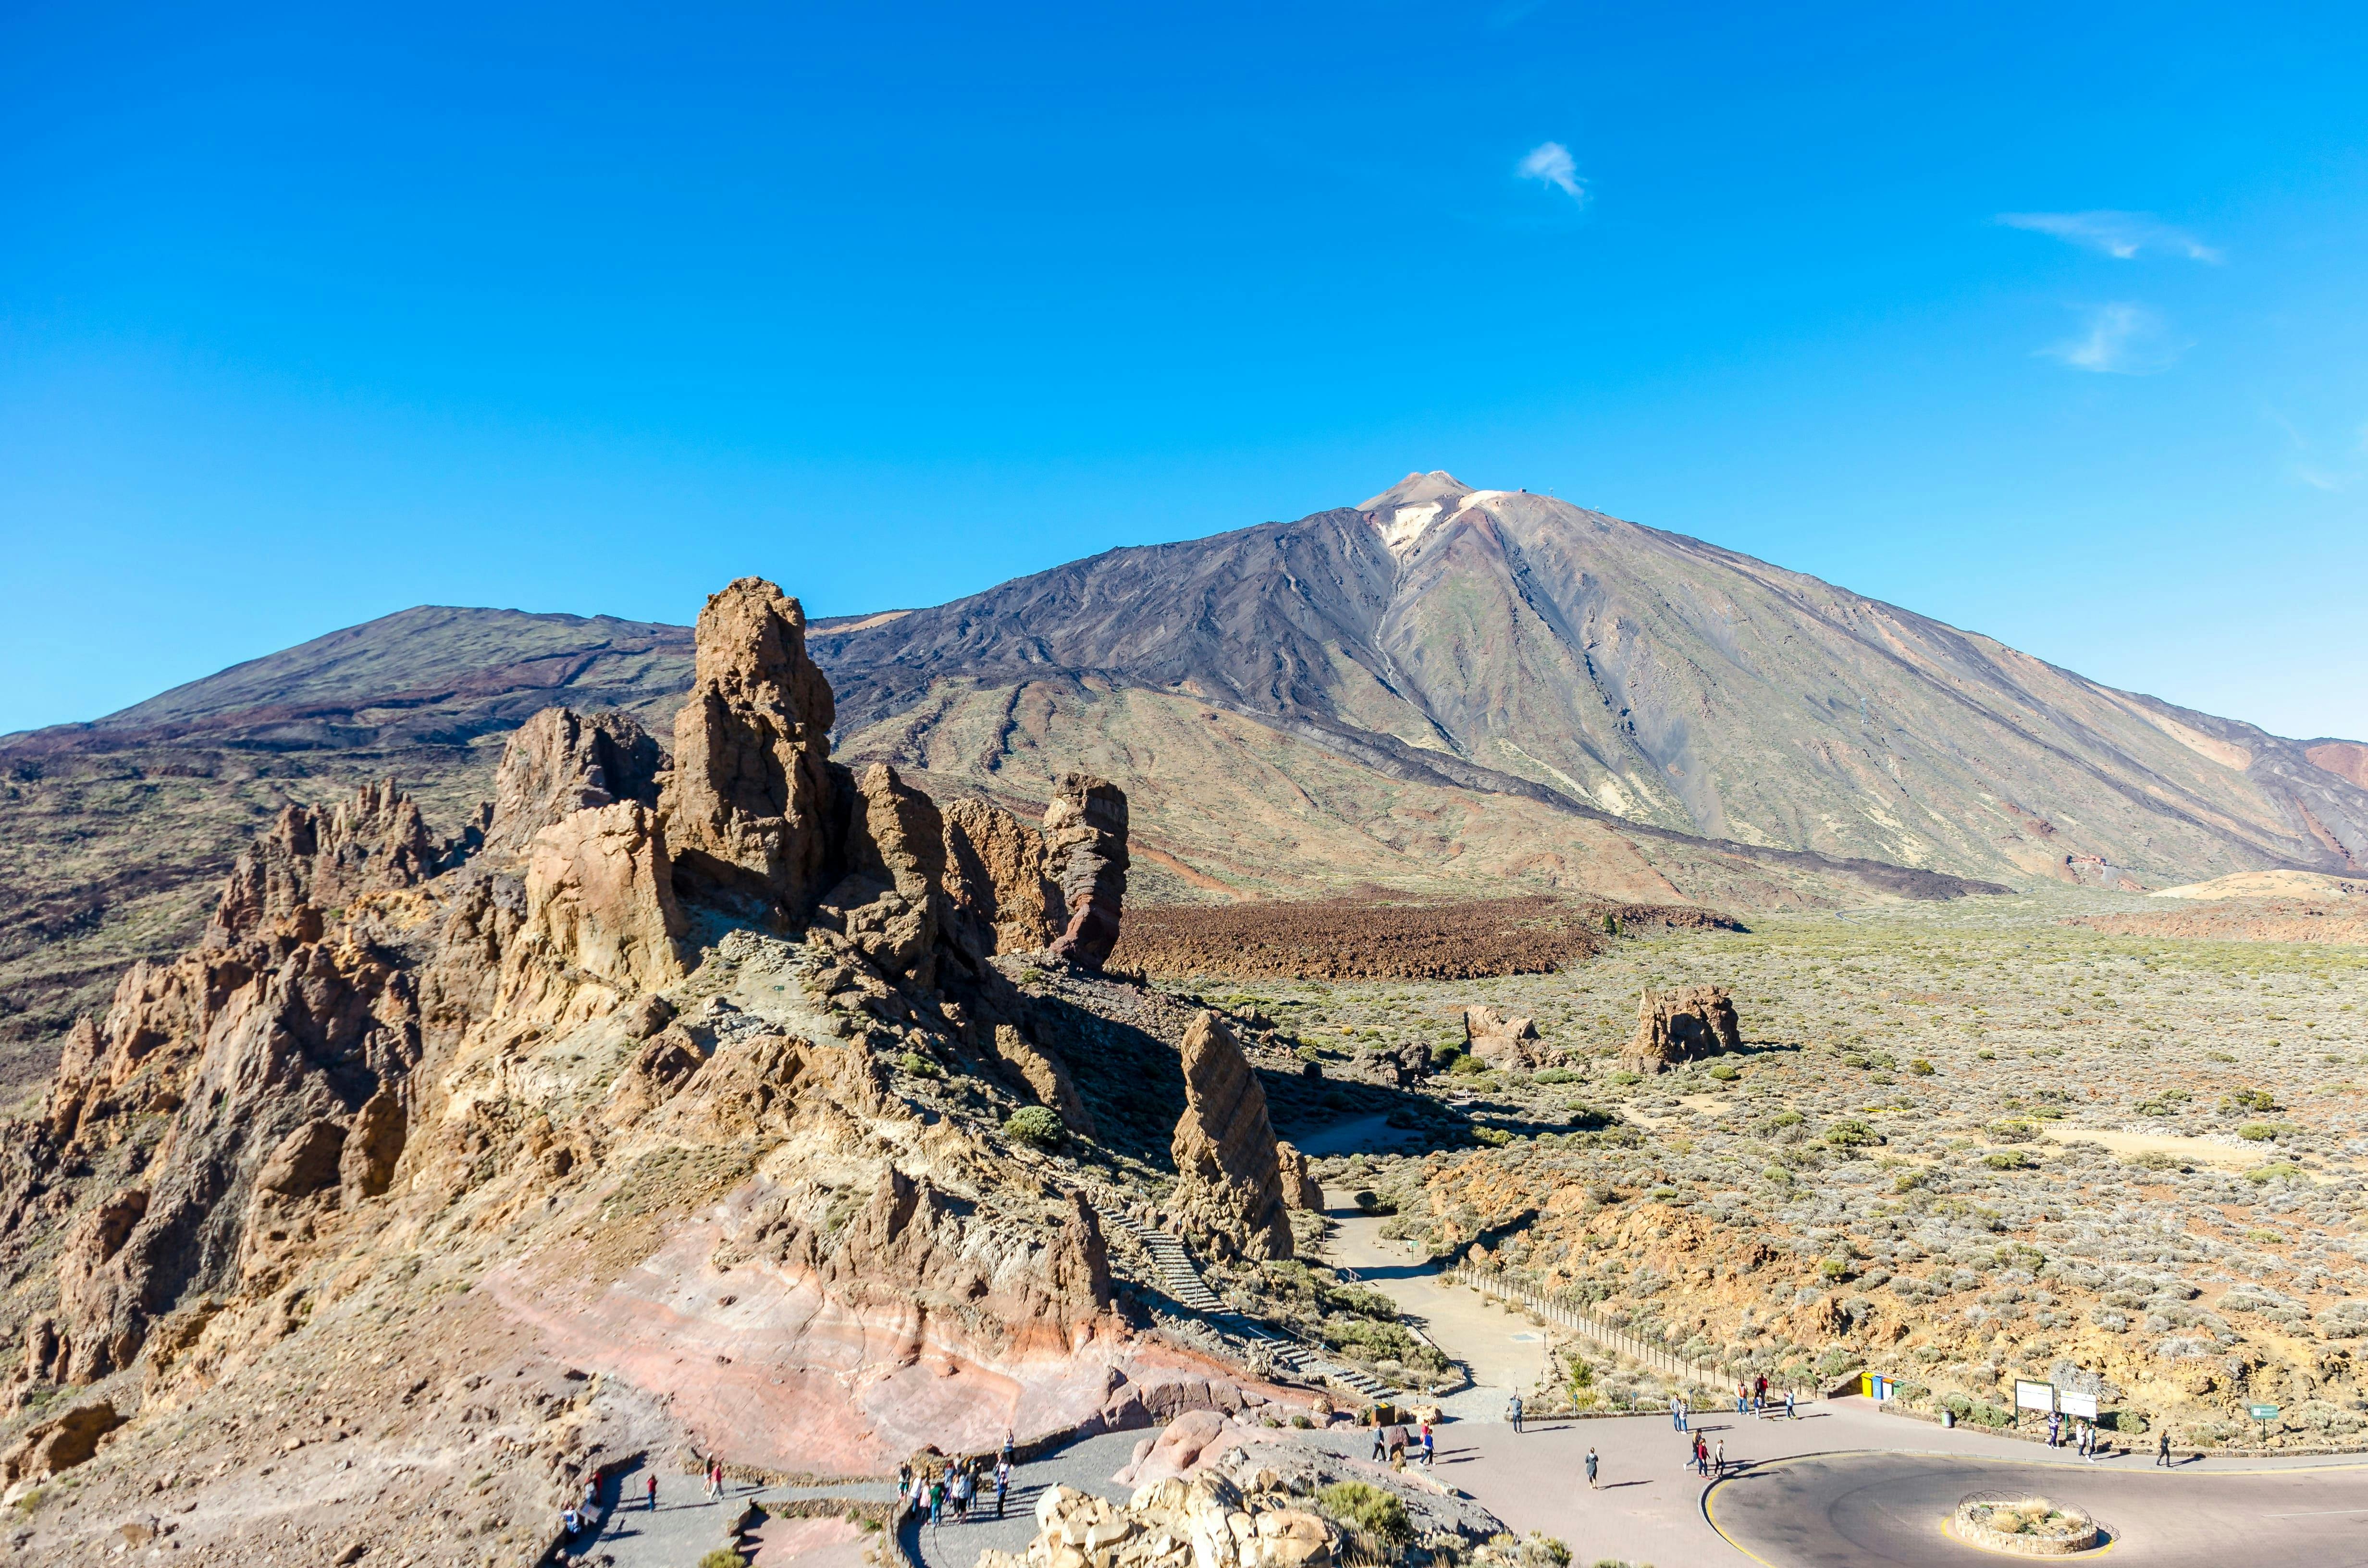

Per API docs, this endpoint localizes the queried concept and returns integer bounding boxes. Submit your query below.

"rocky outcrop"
[1623,984,1742,1073]
[940,797,1068,958]
[1044,774,1130,969]
[481,707,664,863]
[210,782,435,942]
[660,577,840,919]
[523,801,687,992]
[0,1400,124,1492]
[988,1024,1096,1137]
[1274,1142,1322,1212]
[1169,1013,1292,1260]
[984,1473,1335,1568]
[823,763,947,982]
[1464,1005,1544,1068]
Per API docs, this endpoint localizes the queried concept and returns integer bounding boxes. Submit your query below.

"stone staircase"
[1109,1214,1396,1402]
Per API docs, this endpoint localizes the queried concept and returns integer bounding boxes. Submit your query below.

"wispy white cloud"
[1517,141,1584,203]
[1998,210,2222,263]
[2040,303,2186,374]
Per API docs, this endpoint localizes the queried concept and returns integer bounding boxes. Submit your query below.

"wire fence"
[1447,1264,1737,1393]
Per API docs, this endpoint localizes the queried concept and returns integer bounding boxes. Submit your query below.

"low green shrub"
[1316,1481,1411,1543]
[1002,1106,1065,1149]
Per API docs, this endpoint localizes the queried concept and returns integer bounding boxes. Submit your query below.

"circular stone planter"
[1949,1496,2101,1556]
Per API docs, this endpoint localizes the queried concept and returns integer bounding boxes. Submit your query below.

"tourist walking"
[995,1457,1011,1518]
[1507,1394,1524,1434]
[1693,1433,1708,1477]
[1671,1394,1685,1432]
[645,1472,658,1511]
[1784,1387,1796,1421]
[1370,1419,1388,1461]
[1735,1379,1748,1415]
[1714,1438,1725,1478]
[1753,1374,1767,1413]
[1584,1447,1599,1489]
[2157,1430,2173,1468]
[1419,1419,1434,1468]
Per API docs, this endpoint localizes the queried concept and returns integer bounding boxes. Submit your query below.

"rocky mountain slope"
[815,472,2368,892]
[0,579,1338,1565]
[10,472,2363,1080]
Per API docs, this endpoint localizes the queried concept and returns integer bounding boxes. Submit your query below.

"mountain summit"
[816,475,2367,891]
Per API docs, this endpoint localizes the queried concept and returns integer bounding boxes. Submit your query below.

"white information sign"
[2057,1389,2099,1420]
[2014,1379,2056,1413]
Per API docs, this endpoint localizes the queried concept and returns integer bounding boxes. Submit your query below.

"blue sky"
[3,0,2365,739]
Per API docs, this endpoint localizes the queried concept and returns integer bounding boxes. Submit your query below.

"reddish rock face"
[1168,1012,1292,1261]
[1044,774,1129,969]
[661,577,841,920]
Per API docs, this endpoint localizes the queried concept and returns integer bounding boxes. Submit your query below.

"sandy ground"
[2037,1124,2266,1172]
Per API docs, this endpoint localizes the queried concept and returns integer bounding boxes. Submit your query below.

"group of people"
[1733,1376,1794,1419]
[1367,1413,1437,1467]
[2044,1409,2105,1461]
[1686,1430,1727,1478]
[899,1434,1016,1527]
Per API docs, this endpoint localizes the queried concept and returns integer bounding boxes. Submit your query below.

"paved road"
[1708,1450,2368,1566]
[577,1461,897,1568]
[902,1429,1147,1568]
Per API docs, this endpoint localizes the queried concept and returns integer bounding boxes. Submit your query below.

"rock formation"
[1044,773,1130,968]
[1464,1005,1544,1069]
[522,801,687,991]
[1623,984,1742,1072]
[480,706,664,862]
[1169,1012,1292,1260]
[940,796,1068,957]
[1274,1142,1322,1212]
[0,575,1191,1563]
[986,1474,1335,1568]
[660,576,841,918]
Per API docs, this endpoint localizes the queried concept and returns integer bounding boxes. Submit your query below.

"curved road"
[1710,1450,2368,1567]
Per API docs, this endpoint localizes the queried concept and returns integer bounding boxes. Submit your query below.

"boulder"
[524,802,688,991]
[1169,1013,1292,1260]
[1623,984,1742,1073]
[1464,1006,1544,1069]
[660,577,840,919]
[1043,774,1130,969]
[481,707,664,863]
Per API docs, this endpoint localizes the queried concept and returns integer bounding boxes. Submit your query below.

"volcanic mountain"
[7,472,2366,1070]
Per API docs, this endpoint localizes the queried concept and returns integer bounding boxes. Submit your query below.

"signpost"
[2058,1389,2099,1421]
[2014,1380,2056,1427]
[2250,1402,2280,1442]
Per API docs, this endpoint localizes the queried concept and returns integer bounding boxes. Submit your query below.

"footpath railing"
[1447,1264,1733,1393]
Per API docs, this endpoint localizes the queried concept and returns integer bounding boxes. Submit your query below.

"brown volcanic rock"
[523,800,687,992]
[1043,774,1129,969]
[1275,1141,1321,1212]
[661,577,840,918]
[210,781,434,943]
[825,762,948,981]
[1168,1011,1291,1260]
[940,796,1067,957]
[1463,1004,1544,1068]
[480,706,664,863]
[1623,984,1742,1073]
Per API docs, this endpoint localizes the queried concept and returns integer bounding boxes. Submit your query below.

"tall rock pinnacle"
[660,577,840,919]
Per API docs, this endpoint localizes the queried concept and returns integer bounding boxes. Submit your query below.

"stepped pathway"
[577,1460,897,1568]
[1107,1214,1395,1401]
